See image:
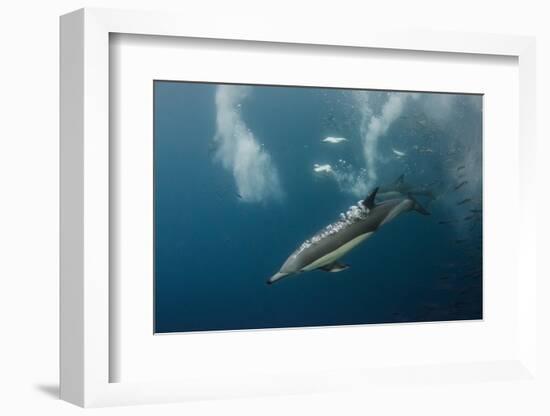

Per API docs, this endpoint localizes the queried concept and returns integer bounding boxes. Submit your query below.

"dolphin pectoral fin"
[320,261,350,273]
[267,272,291,285]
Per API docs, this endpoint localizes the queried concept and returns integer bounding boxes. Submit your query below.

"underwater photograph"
[154,81,483,333]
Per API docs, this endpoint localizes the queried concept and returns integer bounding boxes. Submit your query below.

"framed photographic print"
[60,8,538,407]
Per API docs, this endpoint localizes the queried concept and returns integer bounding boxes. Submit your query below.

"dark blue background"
[154,81,482,333]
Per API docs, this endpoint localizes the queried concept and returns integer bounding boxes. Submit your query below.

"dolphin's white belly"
[302,232,374,271]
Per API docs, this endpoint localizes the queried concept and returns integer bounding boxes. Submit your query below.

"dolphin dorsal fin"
[363,187,379,210]
[394,174,405,185]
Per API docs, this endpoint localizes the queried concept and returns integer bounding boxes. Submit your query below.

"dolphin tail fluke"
[407,194,430,215]
[267,272,291,285]
[411,196,430,215]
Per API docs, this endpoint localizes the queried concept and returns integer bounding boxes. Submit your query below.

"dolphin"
[377,174,435,201]
[267,187,430,284]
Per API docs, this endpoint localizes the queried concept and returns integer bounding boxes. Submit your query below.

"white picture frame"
[60,7,537,407]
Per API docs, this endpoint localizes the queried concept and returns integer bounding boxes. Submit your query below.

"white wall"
[0,0,548,414]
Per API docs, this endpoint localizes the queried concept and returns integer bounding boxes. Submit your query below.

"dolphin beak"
[267,272,290,285]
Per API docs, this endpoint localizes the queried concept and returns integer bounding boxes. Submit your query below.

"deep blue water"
[154,81,482,333]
